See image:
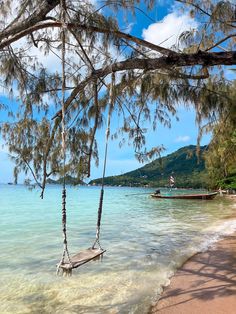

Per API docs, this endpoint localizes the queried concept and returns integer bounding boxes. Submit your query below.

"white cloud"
[175,135,191,143]
[142,12,198,49]
[11,30,63,73]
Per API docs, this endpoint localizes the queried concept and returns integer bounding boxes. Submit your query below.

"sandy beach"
[149,231,236,314]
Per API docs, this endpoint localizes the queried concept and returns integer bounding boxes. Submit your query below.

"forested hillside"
[90,145,208,188]
[47,175,85,185]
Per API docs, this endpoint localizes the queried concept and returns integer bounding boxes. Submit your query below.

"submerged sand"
[149,232,236,314]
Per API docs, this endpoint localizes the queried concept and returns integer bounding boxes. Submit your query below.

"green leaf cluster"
[0,1,236,196]
[204,81,236,189]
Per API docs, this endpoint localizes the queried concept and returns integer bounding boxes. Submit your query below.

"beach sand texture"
[149,233,236,314]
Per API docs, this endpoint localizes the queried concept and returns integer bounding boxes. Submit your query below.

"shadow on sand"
[149,235,236,313]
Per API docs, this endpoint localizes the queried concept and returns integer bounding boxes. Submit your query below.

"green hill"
[47,175,85,185]
[90,145,208,188]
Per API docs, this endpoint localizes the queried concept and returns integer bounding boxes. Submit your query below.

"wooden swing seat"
[59,248,106,270]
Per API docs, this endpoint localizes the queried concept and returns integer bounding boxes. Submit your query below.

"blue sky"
[91,105,211,180]
[0,104,211,183]
[0,1,231,183]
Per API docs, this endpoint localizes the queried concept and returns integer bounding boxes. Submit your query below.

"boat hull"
[150,192,218,200]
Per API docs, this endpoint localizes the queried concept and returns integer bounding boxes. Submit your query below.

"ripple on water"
[0,185,236,313]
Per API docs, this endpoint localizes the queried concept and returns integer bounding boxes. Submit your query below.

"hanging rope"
[57,0,72,275]
[92,72,115,250]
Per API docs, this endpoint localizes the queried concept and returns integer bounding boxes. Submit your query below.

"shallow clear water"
[0,184,236,314]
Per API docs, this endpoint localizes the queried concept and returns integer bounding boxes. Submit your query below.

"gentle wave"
[0,185,235,314]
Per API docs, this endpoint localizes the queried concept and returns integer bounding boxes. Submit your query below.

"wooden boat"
[151,192,218,200]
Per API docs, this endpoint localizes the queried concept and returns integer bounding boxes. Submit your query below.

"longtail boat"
[150,192,218,200]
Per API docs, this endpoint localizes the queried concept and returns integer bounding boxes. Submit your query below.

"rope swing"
[56,0,73,275]
[56,0,115,276]
[92,72,115,251]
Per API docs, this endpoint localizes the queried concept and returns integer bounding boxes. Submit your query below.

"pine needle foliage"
[0,0,235,195]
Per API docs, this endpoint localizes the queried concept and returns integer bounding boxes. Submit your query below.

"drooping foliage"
[0,0,236,195]
[204,81,236,189]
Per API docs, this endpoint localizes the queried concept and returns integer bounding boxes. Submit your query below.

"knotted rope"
[57,0,72,275]
[92,72,115,250]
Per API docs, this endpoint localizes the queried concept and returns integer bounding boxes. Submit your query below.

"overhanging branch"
[0,0,60,42]
[51,50,235,120]
[0,21,174,56]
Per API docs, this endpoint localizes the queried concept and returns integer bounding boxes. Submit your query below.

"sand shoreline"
[148,228,236,314]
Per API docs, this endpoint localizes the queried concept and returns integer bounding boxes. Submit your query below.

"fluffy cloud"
[175,135,191,143]
[142,12,198,49]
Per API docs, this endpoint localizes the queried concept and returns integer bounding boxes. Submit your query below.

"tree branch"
[175,0,236,29]
[86,81,100,178]
[0,21,174,56]
[0,0,59,42]
[40,117,61,198]
[205,33,236,52]
[21,157,43,190]
[51,50,236,120]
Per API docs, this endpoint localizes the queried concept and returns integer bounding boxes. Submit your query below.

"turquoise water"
[1,184,236,314]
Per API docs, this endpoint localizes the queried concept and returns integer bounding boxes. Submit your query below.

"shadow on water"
[68,303,130,314]
[22,291,64,314]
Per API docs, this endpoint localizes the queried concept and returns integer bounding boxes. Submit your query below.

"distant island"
[47,175,85,185]
[90,145,208,188]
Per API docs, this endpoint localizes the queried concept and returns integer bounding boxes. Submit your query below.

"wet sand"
[149,232,236,314]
